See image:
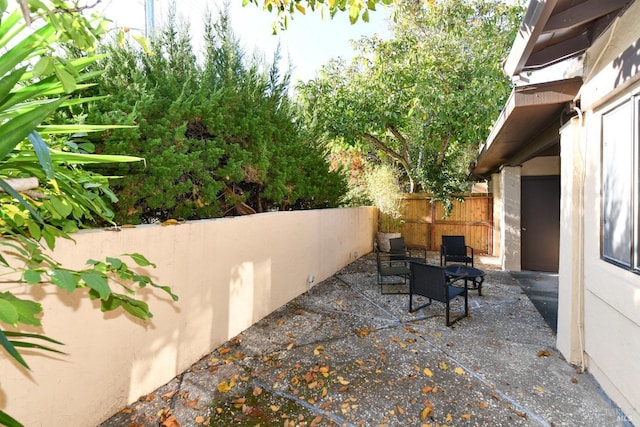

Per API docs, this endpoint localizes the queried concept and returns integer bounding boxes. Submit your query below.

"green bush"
[86,8,345,224]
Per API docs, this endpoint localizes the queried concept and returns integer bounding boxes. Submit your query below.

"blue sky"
[98,0,391,84]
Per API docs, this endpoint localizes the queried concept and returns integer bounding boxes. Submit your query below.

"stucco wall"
[560,2,640,421]
[0,207,377,426]
[521,156,560,176]
[491,167,521,271]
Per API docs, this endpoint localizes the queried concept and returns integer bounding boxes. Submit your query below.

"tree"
[297,0,523,209]
[0,2,176,425]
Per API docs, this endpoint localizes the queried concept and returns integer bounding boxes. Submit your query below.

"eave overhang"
[471,77,582,178]
[504,0,634,77]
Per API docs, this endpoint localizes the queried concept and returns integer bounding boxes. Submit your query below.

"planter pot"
[377,232,401,252]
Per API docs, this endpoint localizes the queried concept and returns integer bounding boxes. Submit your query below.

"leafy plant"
[298,0,523,206]
[85,6,345,224]
[0,2,177,425]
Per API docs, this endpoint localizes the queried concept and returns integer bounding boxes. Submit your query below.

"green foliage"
[0,2,177,425]
[298,0,523,205]
[87,7,345,224]
[245,0,397,30]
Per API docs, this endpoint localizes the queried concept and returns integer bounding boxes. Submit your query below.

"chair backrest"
[410,262,447,302]
[442,235,466,255]
[389,237,406,260]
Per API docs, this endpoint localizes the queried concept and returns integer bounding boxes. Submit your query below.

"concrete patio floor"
[101,252,629,426]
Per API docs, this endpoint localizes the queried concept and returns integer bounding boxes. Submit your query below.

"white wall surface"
[564,2,640,420]
[0,207,377,426]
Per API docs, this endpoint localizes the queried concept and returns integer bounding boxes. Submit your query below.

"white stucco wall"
[0,207,377,426]
[558,2,640,421]
[492,167,521,271]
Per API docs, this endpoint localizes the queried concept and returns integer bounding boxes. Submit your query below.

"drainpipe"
[573,103,586,372]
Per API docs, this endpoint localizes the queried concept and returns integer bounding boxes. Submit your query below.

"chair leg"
[409,294,432,313]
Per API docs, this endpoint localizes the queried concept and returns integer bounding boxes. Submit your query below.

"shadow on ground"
[101,253,626,427]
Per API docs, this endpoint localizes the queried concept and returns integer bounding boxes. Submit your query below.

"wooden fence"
[396,193,494,255]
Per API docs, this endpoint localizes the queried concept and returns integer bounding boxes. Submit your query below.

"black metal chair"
[440,235,474,267]
[389,237,426,264]
[409,262,468,326]
[375,245,411,295]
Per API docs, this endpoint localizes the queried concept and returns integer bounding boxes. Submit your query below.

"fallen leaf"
[218,347,231,355]
[423,367,433,377]
[160,414,180,427]
[161,390,178,400]
[534,386,544,393]
[571,377,579,384]
[217,381,231,393]
[439,361,448,370]
[270,405,280,412]
[162,219,180,226]
[184,397,200,407]
[478,401,489,409]
[314,345,324,355]
[537,350,551,357]
[421,386,433,394]
[253,386,263,396]
[420,407,433,421]
[461,413,472,420]
[446,413,453,421]
[277,319,285,327]
[337,376,350,385]
[194,416,204,423]
[454,367,465,375]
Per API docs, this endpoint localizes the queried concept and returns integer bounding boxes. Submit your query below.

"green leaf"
[11,340,65,354]
[0,97,66,160]
[50,196,73,218]
[22,269,42,285]
[0,66,27,106]
[50,269,79,293]
[0,299,19,325]
[27,219,41,241]
[32,56,54,77]
[0,329,29,369]
[80,273,110,300]
[125,253,156,268]
[4,331,63,345]
[0,409,23,427]
[106,257,123,269]
[0,292,42,327]
[28,130,55,179]
[53,64,77,93]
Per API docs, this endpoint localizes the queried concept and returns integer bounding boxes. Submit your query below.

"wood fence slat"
[395,194,494,255]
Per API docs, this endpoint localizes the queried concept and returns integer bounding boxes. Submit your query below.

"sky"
[97,0,391,84]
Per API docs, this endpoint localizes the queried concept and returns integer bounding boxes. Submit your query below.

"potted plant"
[362,164,405,252]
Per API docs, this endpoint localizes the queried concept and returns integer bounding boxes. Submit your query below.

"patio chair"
[409,262,468,326]
[389,237,427,264]
[440,235,474,267]
[375,245,411,295]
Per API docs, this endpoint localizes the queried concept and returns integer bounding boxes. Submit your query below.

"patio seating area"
[102,251,627,426]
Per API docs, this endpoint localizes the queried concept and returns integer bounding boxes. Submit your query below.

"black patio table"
[445,264,485,296]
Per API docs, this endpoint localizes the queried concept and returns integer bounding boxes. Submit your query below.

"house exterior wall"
[0,207,377,427]
[557,2,640,422]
